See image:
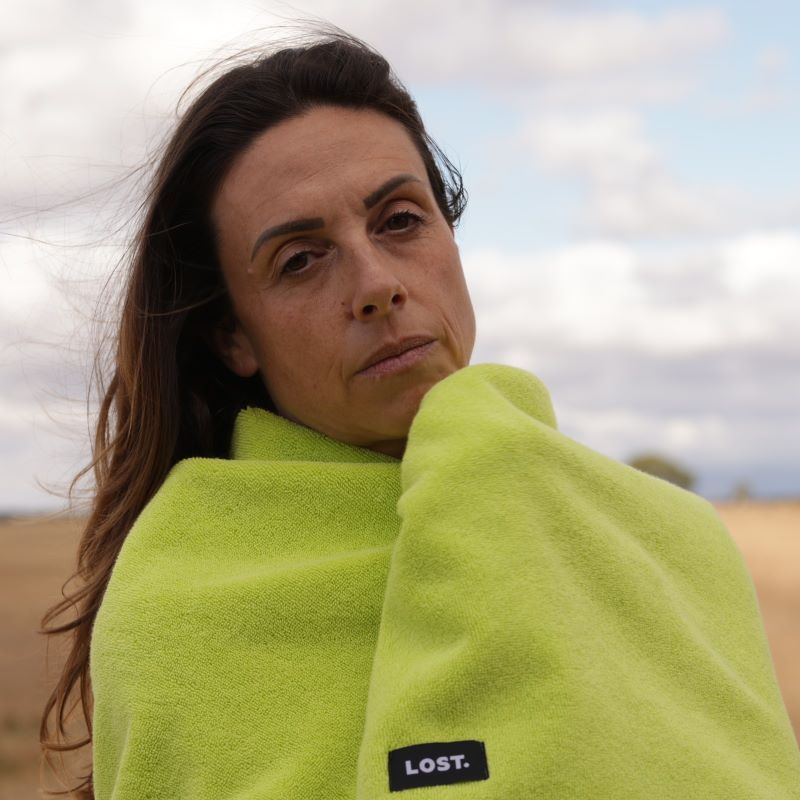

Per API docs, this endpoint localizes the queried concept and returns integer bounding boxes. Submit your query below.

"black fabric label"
[388,740,489,792]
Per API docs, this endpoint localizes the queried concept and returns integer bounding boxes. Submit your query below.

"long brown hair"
[38,29,466,798]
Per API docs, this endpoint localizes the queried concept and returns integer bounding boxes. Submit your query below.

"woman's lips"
[356,340,436,378]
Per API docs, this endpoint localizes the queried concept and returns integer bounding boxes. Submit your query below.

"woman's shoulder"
[117,456,249,560]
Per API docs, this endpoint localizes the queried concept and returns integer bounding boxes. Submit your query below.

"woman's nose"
[350,254,408,321]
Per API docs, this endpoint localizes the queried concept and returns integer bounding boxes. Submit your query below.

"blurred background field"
[1,504,798,799]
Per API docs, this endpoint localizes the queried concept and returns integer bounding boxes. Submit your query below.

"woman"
[40,32,800,800]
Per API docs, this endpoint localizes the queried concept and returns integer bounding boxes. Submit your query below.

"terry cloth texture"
[90,363,800,799]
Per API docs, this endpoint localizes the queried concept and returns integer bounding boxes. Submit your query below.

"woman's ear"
[211,313,260,378]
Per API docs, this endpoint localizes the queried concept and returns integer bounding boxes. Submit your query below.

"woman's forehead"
[218,107,428,211]
[212,106,430,250]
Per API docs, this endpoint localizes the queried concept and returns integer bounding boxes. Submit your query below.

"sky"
[1,0,798,512]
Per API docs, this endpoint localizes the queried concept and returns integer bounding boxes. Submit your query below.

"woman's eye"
[280,250,314,275]
[383,210,422,232]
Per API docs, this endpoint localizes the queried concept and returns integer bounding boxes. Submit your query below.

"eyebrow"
[250,217,324,262]
[362,173,422,210]
[249,173,423,262]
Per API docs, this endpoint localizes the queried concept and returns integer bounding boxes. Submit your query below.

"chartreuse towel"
[90,364,800,799]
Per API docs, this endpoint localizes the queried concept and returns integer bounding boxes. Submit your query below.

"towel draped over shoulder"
[90,364,800,799]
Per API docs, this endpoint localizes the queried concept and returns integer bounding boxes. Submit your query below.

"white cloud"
[588,178,745,237]
[464,233,800,496]
[302,2,727,83]
[0,216,121,511]
[464,230,800,357]
[0,238,53,322]
[555,406,729,462]
[721,231,800,291]
[519,109,788,237]
[522,110,659,184]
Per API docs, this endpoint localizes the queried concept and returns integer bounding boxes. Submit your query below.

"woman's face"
[211,105,476,457]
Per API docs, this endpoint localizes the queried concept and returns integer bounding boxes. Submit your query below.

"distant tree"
[627,453,695,491]
[731,481,753,501]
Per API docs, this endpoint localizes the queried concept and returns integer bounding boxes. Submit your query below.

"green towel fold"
[90,364,800,799]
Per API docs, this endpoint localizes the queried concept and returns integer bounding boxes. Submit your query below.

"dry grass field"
[1,503,799,799]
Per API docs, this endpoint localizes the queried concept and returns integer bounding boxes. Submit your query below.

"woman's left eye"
[280,250,314,275]
[383,210,422,232]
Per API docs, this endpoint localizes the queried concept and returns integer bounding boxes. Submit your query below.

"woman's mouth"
[357,340,436,378]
